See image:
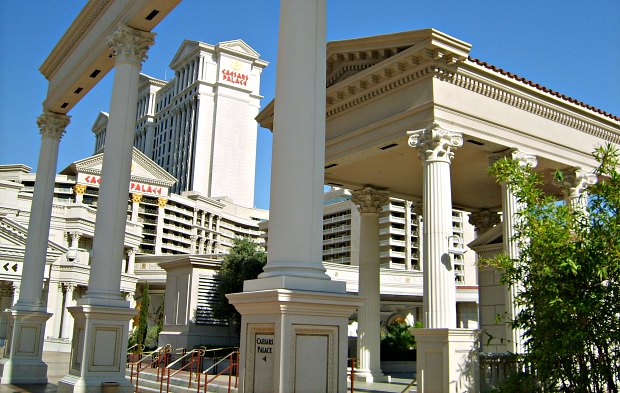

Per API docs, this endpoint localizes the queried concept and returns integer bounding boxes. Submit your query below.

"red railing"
[127,344,145,378]
[130,345,172,393]
[162,348,206,393]
[348,357,356,393]
[202,350,239,393]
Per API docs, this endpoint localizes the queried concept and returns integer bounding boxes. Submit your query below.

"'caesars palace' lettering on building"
[221,69,249,86]
[77,174,168,197]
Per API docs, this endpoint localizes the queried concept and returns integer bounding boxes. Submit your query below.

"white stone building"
[0,147,267,352]
[93,39,268,207]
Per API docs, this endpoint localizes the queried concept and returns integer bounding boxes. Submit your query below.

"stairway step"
[127,368,238,393]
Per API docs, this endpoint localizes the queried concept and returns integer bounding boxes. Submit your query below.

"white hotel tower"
[94,39,268,207]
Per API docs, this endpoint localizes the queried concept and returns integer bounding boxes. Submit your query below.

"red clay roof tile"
[468,56,619,122]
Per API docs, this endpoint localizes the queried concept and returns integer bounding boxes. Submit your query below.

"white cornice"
[451,64,620,145]
[39,0,112,79]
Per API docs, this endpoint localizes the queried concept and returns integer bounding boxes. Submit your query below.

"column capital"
[108,24,155,65]
[127,248,136,257]
[489,149,537,168]
[468,210,501,234]
[131,193,143,203]
[157,197,168,208]
[351,187,390,214]
[37,111,70,140]
[556,167,597,200]
[412,202,423,217]
[73,184,87,195]
[408,123,463,163]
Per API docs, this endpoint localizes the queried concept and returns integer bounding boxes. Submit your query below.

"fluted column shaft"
[131,193,142,222]
[127,248,136,275]
[61,285,76,339]
[86,25,154,304]
[258,0,330,282]
[493,150,537,353]
[409,124,462,329]
[352,187,389,379]
[17,111,69,311]
[155,198,167,254]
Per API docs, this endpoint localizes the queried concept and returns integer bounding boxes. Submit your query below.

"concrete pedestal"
[0,310,52,384]
[415,328,479,393]
[57,305,135,393]
[228,288,361,393]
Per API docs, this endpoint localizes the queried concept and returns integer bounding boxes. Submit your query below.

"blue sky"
[1,1,618,210]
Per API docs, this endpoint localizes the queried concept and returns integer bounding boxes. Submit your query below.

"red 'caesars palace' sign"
[221,69,249,86]
[77,174,168,197]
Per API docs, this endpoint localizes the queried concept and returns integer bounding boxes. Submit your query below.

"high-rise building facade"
[94,39,268,208]
[319,188,477,286]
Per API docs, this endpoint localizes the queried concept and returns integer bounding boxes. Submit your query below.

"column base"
[57,304,135,393]
[0,309,52,385]
[353,368,389,383]
[244,275,346,293]
[415,328,479,393]
[228,286,361,393]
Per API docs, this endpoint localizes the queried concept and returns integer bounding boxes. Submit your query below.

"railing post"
[166,367,171,393]
[235,351,239,388]
[350,358,355,393]
[227,351,232,393]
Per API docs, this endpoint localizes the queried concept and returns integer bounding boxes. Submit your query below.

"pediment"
[91,111,109,132]
[169,39,200,70]
[0,216,66,262]
[468,224,503,250]
[217,39,260,59]
[326,28,471,87]
[60,148,177,187]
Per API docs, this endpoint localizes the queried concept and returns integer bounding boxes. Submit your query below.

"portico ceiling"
[39,0,181,114]
[257,29,620,212]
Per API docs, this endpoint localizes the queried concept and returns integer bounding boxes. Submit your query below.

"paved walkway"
[0,351,68,393]
[0,352,416,393]
[350,376,416,393]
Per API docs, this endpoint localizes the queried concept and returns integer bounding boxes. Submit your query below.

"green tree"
[487,144,620,392]
[212,237,267,331]
[380,321,421,357]
[136,282,150,346]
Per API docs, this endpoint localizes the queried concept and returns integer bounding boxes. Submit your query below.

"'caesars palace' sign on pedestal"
[77,173,169,197]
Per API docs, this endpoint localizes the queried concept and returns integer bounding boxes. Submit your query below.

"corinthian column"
[468,210,501,235]
[0,110,69,385]
[559,167,596,212]
[490,149,537,354]
[351,187,389,382]
[85,24,154,305]
[58,24,154,393]
[409,125,481,393]
[408,123,462,329]
[18,112,69,311]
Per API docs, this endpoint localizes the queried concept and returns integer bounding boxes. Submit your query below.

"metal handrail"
[132,345,172,393]
[400,377,417,393]
[202,350,239,393]
[348,358,356,393]
[162,348,206,393]
[127,344,145,370]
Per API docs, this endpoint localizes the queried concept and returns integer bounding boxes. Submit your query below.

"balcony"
[323,235,351,246]
[322,224,351,235]
[323,213,351,225]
